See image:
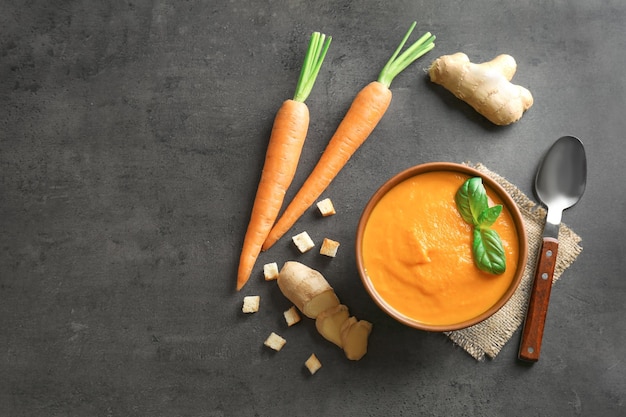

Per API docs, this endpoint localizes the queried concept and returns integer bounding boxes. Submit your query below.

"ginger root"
[429,53,533,126]
[340,317,373,361]
[277,261,372,360]
[315,304,350,347]
[277,261,340,319]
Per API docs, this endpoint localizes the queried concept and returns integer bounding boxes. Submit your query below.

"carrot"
[262,23,435,251]
[237,32,332,291]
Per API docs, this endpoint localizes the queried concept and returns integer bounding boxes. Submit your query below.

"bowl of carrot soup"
[355,162,527,332]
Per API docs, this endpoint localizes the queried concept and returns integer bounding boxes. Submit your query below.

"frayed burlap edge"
[444,163,583,361]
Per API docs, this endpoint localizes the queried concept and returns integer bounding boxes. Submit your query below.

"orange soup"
[361,171,520,327]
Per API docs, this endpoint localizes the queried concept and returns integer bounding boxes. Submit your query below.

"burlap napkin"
[444,163,583,361]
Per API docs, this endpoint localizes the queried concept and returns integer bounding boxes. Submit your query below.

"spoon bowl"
[535,136,587,224]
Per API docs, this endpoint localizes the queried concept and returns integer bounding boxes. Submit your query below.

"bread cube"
[264,332,286,351]
[242,295,260,313]
[320,238,340,257]
[283,306,301,327]
[304,353,322,375]
[292,231,315,253]
[263,262,279,281]
[316,198,336,217]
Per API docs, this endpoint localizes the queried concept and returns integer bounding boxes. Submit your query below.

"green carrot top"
[377,22,436,88]
[293,32,332,103]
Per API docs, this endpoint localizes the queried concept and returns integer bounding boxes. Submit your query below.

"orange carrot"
[237,32,331,291]
[262,23,435,251]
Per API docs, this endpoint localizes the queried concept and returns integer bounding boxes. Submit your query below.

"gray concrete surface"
[1,1,625,416]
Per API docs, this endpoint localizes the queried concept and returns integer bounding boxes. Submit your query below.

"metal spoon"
[518,136,587,362]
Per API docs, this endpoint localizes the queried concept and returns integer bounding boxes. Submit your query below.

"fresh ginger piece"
[277,261,374,359]
[302,290,340,319]
[277,261,340,319]
[429,52,533,126]
[315,304,350,347]
[304,353,322,375]
[340,317,373,361]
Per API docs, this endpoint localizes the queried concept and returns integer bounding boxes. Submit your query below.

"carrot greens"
[294,32,332,102]
[378,22,436,88]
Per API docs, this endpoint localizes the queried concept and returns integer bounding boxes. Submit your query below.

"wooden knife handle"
[518,237,559,362]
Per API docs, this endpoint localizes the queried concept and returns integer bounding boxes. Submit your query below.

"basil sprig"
[455,177,506,274]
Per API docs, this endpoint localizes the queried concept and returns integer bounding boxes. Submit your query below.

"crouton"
[264,332,286,351]
[263,262,279,281]
[283,306,301,327]
[304,353,322,375]
[320,238,340,257]
[292,231,315,253]
[242,295,260,313]
[316,198,336,217]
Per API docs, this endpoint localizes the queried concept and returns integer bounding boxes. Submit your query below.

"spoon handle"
[518,237,559,362]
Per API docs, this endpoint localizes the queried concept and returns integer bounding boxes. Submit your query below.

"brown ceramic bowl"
[355,162,528,332]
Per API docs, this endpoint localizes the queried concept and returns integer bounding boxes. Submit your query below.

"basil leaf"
[478,205,503,228]
[472,227,506,275]
[455,177,488,225]
[454,179,475,225]
[455,177,507,274]
[467,177,488,224]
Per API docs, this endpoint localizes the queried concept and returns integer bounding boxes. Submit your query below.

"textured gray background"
[2,1,625,416]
